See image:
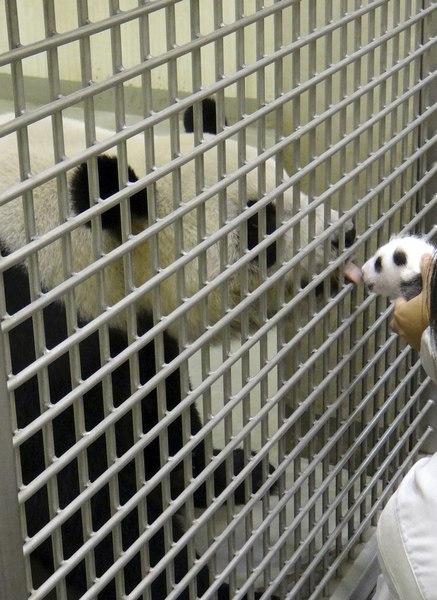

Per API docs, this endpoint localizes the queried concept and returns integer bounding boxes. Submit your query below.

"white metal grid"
[0,1,436,599]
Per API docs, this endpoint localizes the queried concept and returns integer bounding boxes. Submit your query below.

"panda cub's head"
[361,236,435,300]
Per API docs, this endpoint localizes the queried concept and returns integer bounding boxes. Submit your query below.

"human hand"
[389,254,433,351]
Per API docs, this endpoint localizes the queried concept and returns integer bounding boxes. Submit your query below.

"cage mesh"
[0,1,436,599]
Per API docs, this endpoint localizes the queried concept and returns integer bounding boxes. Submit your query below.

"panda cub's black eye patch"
[374,256,382,272]
[393,249,407,266]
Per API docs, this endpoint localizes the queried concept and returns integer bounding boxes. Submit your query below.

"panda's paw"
[233,449,277,504]
[213,449,276,505]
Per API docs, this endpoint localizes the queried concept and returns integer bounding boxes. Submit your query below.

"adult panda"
[0,102,356,599]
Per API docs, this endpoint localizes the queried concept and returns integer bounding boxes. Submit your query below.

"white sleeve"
[420,327,437,385]
[376,454,437,600]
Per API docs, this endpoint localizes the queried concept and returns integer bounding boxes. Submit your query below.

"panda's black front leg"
[192,443,276,507]
[214,448,276,505]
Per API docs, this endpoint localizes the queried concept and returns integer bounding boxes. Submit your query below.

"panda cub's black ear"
[393,248,407,266]
[183,98,227,134]
[70,154,148,239]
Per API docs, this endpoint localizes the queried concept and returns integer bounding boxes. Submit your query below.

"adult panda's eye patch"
[246,200,277,267]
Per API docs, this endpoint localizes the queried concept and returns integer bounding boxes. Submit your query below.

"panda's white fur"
[361,236,435,299]
[0,112,351,340]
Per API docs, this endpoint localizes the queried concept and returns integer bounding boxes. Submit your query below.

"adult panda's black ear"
[183,98,227,134]
[70,154,148,238]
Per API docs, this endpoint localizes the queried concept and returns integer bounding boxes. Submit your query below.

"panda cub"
[362,236,435,300]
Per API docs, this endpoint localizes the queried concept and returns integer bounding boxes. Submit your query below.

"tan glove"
[389,254,432,351]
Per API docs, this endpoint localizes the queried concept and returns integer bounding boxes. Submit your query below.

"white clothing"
[374,326,437,600]
[421,328,437,385]
[376,455,437,600]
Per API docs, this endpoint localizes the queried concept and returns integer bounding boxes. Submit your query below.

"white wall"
[0,0,419,192]
[0,0,388,102]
